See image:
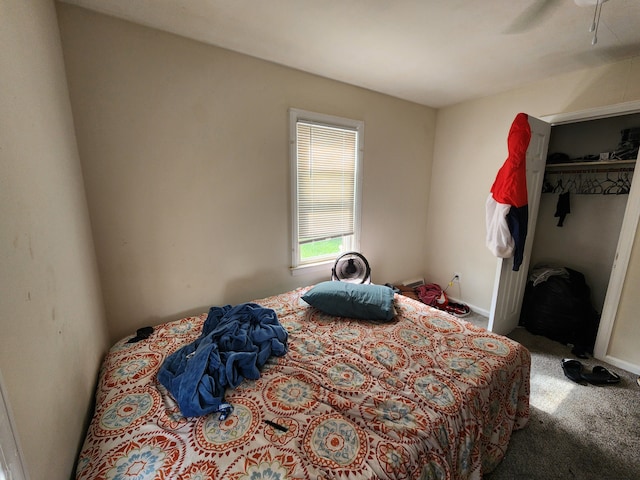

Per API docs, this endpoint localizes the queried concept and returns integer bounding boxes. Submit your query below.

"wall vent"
[402,277,425,289]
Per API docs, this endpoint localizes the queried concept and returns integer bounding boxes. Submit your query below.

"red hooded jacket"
[486,113,532,271]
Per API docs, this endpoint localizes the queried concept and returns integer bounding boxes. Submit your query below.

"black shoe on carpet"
[581,365,621,385]
[561,358,586,385]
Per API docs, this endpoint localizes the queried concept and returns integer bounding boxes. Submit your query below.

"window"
[290,108,363,270]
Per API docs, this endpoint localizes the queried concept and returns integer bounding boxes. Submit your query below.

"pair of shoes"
[581,365,621,384]
[561,359,621,385]
[442,301,471,317]
[561,359,587,385]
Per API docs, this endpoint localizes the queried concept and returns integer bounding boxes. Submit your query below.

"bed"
[75,284,530,479]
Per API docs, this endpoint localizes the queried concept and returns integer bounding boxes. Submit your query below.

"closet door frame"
[543,100,640,372]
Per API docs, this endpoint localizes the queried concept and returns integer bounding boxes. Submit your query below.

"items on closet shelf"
[546,126,640,164]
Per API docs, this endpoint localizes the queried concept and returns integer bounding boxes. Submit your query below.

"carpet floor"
[473,324,640,480]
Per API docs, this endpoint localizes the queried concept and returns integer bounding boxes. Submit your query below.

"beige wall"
[56,4,436,343]
[0,1,109,479]
[429,56,640,369]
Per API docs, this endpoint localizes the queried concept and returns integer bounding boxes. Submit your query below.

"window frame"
[289,108,364,273]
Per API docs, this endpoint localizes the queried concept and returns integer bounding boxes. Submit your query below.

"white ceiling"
[58,0,640,108]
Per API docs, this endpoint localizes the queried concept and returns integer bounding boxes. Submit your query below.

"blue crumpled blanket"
[158,302,288,417]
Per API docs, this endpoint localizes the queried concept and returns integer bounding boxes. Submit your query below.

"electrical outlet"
[453,272,461,284]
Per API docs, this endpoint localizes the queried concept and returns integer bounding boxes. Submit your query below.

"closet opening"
[530,106,640,370]
[531,113,639,316]
[490,101,640,373]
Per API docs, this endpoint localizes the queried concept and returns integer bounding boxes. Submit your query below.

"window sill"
[290,261,333,277]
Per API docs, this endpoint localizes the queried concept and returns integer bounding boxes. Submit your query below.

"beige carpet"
[474,324,640,480]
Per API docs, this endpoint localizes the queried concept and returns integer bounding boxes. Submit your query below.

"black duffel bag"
[520,267,600,356]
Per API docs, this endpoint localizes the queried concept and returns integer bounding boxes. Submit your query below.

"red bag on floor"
[415,283,471,317]
[415,283,448,307]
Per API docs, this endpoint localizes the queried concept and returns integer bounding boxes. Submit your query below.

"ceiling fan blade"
[504,0,560,34]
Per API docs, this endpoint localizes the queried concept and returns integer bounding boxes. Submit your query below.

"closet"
[530,113,639,315]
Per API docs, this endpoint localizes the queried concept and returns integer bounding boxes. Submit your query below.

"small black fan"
[331,252,371,284]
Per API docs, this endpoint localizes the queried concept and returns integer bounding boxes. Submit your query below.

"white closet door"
[488,115,551,335]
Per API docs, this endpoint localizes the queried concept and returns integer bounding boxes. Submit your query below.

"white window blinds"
[296,121,358,244]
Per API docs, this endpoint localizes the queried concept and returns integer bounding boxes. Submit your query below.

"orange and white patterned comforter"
[75,287,530,479]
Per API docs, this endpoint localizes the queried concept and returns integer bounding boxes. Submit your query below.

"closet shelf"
[545,159,636,170]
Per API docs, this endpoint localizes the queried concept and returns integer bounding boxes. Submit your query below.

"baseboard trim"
[599,353,640,376]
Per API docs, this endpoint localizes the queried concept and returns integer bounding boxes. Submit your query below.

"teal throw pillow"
[302,281,395,321]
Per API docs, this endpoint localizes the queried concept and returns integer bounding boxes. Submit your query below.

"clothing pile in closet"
[520,265,600,358]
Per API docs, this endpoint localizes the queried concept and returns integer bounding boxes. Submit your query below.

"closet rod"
[545,167,634,174]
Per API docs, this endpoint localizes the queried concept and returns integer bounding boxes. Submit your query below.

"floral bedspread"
[76,287,530,479]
